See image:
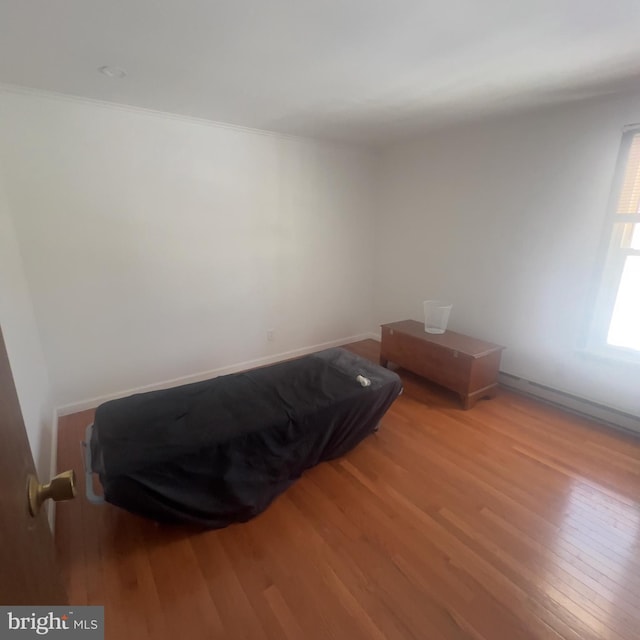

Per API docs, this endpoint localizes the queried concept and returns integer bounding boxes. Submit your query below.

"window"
[590,129,640,357]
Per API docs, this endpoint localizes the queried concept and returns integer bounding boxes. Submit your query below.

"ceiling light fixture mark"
[98,65,127,79]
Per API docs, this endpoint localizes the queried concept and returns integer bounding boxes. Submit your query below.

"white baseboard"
[56,332,379,416]
[499,372,640,435]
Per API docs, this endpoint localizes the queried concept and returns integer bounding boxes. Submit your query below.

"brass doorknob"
[27,469,76,516]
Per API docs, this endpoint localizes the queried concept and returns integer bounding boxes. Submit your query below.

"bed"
[85,347,402,528]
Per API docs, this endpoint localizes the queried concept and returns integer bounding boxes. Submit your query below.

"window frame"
[587,126,640,362]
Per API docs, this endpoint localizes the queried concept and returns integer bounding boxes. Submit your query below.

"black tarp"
[90,348,402,528]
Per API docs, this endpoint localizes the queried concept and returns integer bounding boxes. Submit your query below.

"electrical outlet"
[267,329,275,342]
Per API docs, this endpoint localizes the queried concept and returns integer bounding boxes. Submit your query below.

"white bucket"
[423,300,452,334]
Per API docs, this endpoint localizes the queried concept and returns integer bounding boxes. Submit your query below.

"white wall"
[375,91,640,417]
[0,90,375,408]
[0,178,54,479]
[4,84,638,423]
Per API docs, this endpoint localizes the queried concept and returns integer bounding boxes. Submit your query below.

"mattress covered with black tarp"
[90,348,402,528]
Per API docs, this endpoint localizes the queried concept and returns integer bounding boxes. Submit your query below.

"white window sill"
[576,344,640,368]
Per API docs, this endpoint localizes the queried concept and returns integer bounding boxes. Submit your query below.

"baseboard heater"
[498,372,640,435]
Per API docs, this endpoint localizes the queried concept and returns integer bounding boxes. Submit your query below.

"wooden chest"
[380,320,504,409]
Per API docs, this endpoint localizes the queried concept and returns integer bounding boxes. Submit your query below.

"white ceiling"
[2,1,640,144]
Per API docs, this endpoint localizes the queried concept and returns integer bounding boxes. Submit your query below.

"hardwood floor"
[55,340,640,640]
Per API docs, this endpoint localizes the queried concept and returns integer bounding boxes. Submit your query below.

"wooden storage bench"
[380,320,504,409]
